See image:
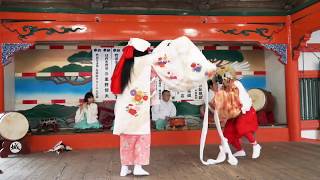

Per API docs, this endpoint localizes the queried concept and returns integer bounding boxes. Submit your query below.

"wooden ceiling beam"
[0,0,308,11]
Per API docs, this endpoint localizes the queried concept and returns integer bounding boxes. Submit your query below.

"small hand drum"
[168,117,186,130]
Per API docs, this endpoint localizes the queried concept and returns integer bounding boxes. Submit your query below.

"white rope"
[199,81,238,166]
[213,110,238,165]
[199,81,217,165]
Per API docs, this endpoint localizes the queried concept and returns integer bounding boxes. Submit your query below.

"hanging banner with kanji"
[92,46,204,103]
[92,46,123,102]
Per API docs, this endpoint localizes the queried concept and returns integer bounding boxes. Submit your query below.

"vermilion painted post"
[285,16,301,141]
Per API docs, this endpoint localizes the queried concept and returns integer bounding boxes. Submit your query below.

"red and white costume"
[217,80,258,151]
[213,79,261,159]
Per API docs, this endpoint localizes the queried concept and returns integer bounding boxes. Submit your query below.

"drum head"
[248,89,266,111]
[0,112,29,141]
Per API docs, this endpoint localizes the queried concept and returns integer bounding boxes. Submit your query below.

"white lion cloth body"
[113,36,216,135]
[113,36,235,165]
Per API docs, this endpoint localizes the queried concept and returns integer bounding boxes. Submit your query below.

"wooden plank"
[20,154,54,179]
[0,143,319,179]
[265,142,320,178]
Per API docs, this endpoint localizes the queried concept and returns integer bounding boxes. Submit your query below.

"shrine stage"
[0,142,319,179]
[25,127,289,153]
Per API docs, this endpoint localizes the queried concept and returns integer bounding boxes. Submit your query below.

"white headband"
[127,38,151,52]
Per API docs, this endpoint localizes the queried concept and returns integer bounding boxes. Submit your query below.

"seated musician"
[74,92,102,129]
[151,90,176,130]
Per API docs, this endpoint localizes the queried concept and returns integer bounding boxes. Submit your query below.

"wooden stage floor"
[0,142,319,180]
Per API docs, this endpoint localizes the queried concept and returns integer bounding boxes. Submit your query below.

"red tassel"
[111,46,134,94]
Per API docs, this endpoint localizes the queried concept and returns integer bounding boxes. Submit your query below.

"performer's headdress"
[111,38,151,94]
[216,65,237,81]
[216,64,253,114]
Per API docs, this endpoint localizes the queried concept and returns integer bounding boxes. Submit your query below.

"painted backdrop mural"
[15,49,93,129]
[13,45,266,130]
[203,49,266,90]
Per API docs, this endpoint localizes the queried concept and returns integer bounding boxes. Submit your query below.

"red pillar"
[0,45,4,112]
[285,16,301,141]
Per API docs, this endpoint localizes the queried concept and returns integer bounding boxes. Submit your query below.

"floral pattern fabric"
[113,36,216,135]
[120,134,151,165]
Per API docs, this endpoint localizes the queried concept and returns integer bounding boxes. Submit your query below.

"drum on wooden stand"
[0,112,29,157]
[248,88,275,125]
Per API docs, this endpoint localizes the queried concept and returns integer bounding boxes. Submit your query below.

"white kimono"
[75,103,99,124]
[113,54,154,135]
[113,36,216,136]
[151,100,176,121]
